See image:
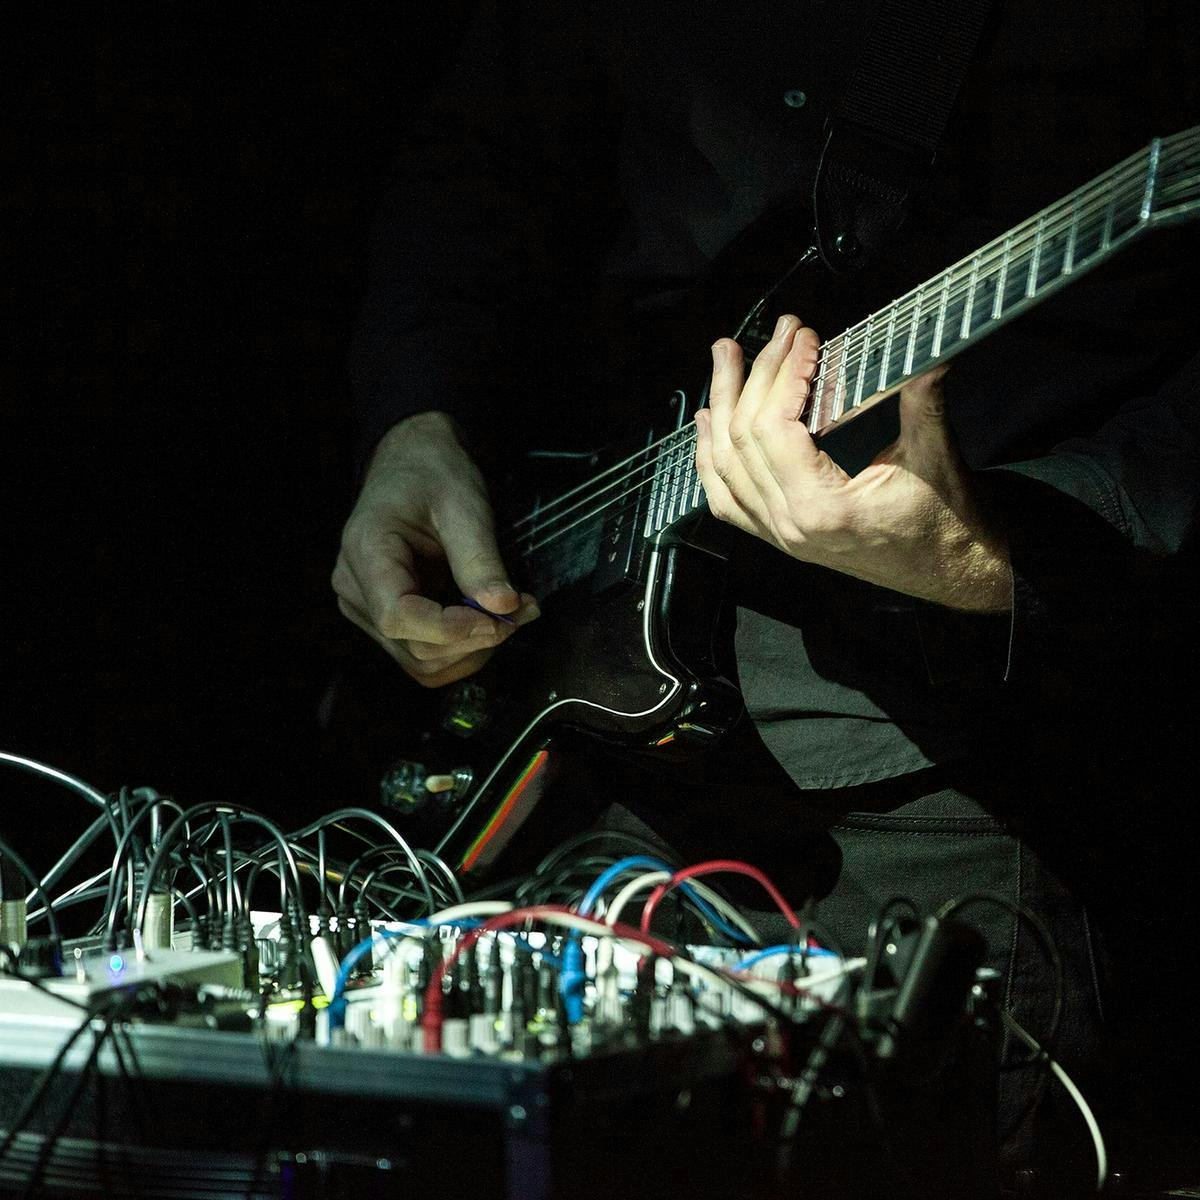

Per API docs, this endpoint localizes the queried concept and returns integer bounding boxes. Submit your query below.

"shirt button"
[783,89,807,109]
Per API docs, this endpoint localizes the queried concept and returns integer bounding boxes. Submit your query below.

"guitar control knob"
[380,762,476,814]
[425,767,476,809]
[379,760,430,814]
[440,682,490,738]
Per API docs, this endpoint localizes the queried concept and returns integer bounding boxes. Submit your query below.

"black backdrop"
[3,11,474,852]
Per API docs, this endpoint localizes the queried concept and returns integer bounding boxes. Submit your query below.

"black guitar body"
[387,204,926,875]
[418,522,742,872]
[376,124,1200,873]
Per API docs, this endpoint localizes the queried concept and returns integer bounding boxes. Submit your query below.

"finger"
[721,326,820,515]
[432,500,520,617]
[334,565,484,667]
[895,364,953,471]
[337,595,493,686]
[340,523,483,643]
[694,409,761,534]
[752,326,829,475]
[729,314,803,435]
[706,338,761,509]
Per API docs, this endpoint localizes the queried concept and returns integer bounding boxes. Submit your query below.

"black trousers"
[537,719,1192,1196]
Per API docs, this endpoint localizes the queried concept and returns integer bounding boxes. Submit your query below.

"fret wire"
[879,304,898,392]
[810,343,833,431]
[1101,189,1117,249]
[961,253,981,340]
[1139,137,1162,220]
[903,284,922,376]
[1063,198,1080,273]
[931,275,951,358]
[852,317,872,407]
[1025,214,1046,298]
[991,234,1012,321]
[833,341,847,418]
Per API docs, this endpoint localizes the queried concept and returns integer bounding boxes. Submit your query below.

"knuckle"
[708,496,731,523]
[712,453,735,482]
[375,605,408,640]
[406,654,446,678]
[404,639,439,662]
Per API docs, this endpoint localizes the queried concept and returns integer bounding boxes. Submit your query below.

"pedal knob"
[440,682,490,738]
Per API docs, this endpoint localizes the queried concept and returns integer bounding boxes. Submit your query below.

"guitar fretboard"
[807,127,1199,436]
[507,126,1200,585]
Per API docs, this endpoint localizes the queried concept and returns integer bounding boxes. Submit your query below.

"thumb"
[439,508,520,614]
[897,364,953,468]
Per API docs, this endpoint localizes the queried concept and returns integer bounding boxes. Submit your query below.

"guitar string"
[514,429,702,566]
[505,141,1199,552]
[503,159,1164,556]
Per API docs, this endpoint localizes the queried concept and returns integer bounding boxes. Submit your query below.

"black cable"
[336,846,406,910]
[287,808,434,915]
[517,830,682,901]
[0,752,122,845]
[316,828,331,914]
[97,796,181,945]
[860,895,921,1008]
[26,885,111,925]
[415,849,464,904]
[219,815,237,925]
[934,890,1064,1056]
[136,805,309,941]
[358,862,437,918]
[25,813,110,907]
[936,890,1065,1145]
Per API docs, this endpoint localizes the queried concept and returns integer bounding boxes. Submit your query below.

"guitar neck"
[807,126,1200,436]
[510,126,1200,573]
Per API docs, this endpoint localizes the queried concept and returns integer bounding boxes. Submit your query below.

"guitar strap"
[813,0,999,271]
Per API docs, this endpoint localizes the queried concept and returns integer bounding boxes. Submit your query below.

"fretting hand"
[693,314,1012,611]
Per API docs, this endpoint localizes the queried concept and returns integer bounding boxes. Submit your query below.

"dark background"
[3,11,475,850]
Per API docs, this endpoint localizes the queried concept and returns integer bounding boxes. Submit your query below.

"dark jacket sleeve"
[348,1,617,472]
[985,348,1200,683]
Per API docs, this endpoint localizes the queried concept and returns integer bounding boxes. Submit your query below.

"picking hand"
[694,314,1011,611]
[332,412,539,687]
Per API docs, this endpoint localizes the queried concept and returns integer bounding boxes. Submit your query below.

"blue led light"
[108,954,124,974]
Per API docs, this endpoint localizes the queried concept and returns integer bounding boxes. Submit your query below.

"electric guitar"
[378,126,1200,875]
